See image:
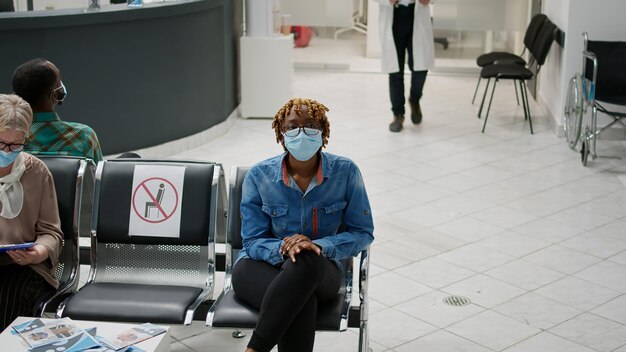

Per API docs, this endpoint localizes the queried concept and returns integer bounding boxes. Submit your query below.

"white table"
[0,317,170,352]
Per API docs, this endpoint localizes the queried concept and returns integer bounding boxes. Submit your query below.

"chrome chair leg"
[591,104,598,158]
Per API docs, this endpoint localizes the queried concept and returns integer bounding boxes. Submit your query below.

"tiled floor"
[153,67,626,352]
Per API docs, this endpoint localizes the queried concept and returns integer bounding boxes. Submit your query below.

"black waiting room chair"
[57,159,226,325]
[206,166,372,352]
[477,18,558,134]
[35,156,96,316]
[472,14,548,105]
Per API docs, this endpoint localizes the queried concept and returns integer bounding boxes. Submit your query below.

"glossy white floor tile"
[492,292,582,330]
[484,259,564,291]
[446,310,541,351]
[476,230,552,258]
[534,276,620,311]
[369,308,437,349]
[501,332,595,352]
[394,290,485,328]
[392,257,475,289]
[394,330,492,352]
[523,245,603,274]
[591,294,626,325]
[441,274,526,309]
[549,313,626,352]
[369,271,432,307]
[436,244,515,273]
[162,68,626,351]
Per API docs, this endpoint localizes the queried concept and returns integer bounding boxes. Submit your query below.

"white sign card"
[128,165,186,238]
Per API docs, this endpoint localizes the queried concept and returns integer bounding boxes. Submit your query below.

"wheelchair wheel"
[564,74,584,149]
[581,138,589,166]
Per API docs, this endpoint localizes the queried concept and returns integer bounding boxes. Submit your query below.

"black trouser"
[0,264,55,330]
[232,252,342,352]
[389,3,428,116]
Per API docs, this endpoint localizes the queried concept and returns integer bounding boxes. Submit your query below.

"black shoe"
[409,99,422,124]
[389,114,404,132]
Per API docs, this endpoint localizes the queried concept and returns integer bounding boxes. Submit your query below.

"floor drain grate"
[443,295,471,307]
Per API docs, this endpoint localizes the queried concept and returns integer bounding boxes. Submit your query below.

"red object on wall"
[292,26,314,48]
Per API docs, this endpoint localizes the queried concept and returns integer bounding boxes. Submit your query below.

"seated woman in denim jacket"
[232,98,374,352]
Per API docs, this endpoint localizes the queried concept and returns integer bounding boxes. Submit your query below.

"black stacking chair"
[35,156,95,315]
[472,14,548,105]
[206,166,372,352]
[57,159,226,325]
[478,18,558,134]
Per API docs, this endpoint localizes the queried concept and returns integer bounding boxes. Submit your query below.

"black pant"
[0,264,55,330]
[232,252,342,352]
[389,3,428,116]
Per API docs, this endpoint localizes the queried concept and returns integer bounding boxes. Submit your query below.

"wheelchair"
[564,32,626,166]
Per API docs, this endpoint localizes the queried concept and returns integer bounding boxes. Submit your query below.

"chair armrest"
[184,285,213,325]
[359,248,370,321]
[38,272,79,316]
[358,248,370,352]
[55,293,73,319]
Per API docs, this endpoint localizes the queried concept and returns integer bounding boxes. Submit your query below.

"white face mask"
[0,153,25,219]
[51,81,68,105]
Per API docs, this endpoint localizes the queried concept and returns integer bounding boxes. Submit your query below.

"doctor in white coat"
[378,0,435,132]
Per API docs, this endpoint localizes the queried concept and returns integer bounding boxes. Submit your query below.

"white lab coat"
[377,1,435,73]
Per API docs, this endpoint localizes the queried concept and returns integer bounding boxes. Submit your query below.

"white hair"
[0,94,33,134]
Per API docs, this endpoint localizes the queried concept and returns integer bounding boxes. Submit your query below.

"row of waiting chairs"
[473,13,558,134]
[39,156,371,352]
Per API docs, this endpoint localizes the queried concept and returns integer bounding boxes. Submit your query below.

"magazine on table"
[11,318,100,350]
[99,323,166,350]
[85,328,145,352]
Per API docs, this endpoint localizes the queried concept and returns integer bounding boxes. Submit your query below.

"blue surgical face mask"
[0,150,20,168]
[284,132,322,161]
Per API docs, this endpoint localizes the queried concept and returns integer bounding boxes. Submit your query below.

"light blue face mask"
[0,150,20,168]
[284,132,322,161]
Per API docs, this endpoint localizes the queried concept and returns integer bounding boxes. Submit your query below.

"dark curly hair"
[12,58,57,110]
[271,98,330,151]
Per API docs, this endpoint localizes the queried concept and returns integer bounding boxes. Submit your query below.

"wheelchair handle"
[582,49,598,102]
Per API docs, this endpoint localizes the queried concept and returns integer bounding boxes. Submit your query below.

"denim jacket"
[236,152,374,266]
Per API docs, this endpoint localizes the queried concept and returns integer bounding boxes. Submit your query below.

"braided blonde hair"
[271,98,330,150]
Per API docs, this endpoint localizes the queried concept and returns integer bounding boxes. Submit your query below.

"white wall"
[366,0,380,58]
[539,0,626,134]
[537,0,568,133]
[280,0,352,27]
[367,0,529,58]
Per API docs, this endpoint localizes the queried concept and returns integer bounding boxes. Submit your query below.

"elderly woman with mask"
[0,94,63,329]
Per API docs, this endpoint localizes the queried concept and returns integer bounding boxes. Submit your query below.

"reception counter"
[0,0,241,154]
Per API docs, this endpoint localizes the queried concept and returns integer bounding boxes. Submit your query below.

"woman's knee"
[283,251,324,279]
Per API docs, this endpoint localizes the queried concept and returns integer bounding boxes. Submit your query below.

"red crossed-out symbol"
[132,177,179,224]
